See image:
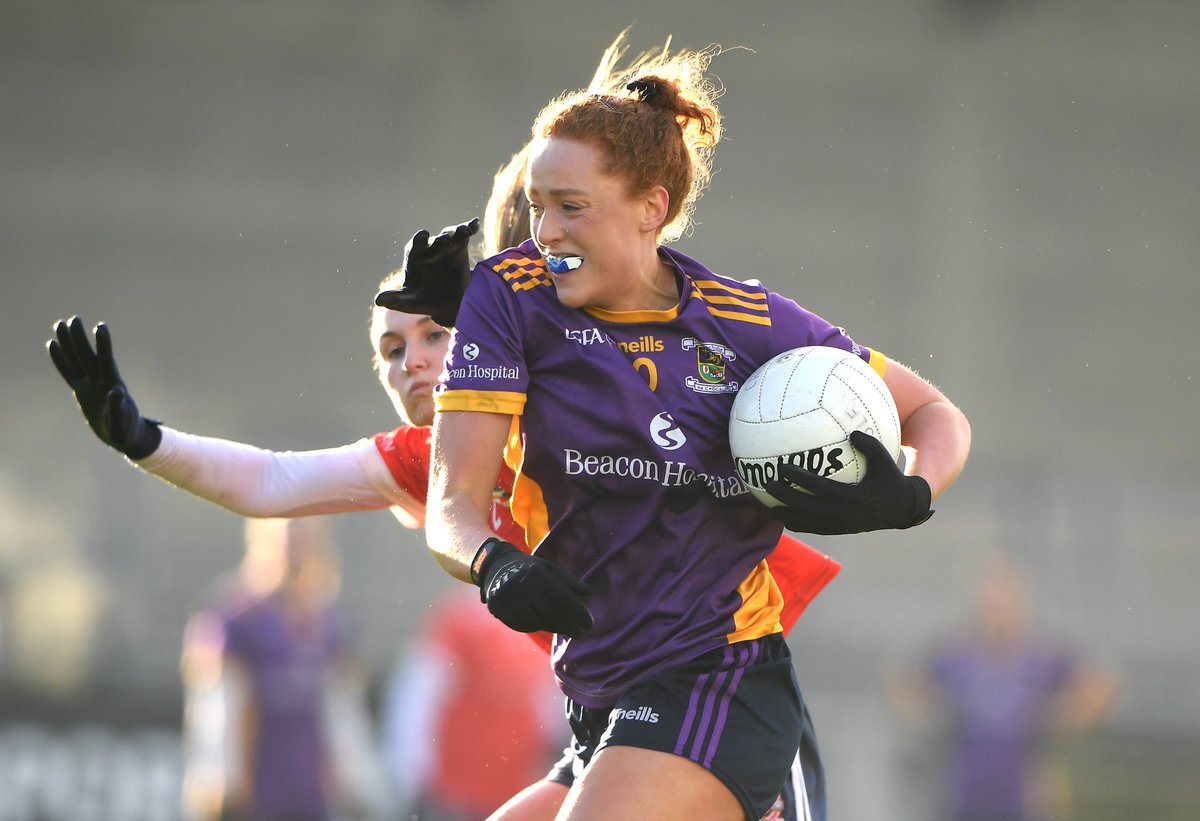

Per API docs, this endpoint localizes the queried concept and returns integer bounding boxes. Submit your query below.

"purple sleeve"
[221,613,249,663]
[766,291,871,364]
[439,263,529,399]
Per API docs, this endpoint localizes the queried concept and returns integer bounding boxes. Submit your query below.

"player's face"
[527,137,660,311]
[370,308,451,428]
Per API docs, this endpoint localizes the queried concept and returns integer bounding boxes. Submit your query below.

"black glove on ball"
[47,317,162,460]
[763,430,933,535]
[471,538,595,638]
[374,218,480,328]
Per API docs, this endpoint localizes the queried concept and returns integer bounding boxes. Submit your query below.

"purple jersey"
[437,240,881,708]
[929,641,1076,821]
[223,595,343,818]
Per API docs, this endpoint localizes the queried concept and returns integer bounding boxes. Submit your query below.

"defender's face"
[370,308,451,428]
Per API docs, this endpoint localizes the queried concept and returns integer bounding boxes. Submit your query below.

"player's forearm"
[426,410,513,582]
[425,489,495,583]
[136,427,395,517]
[899,400,971,499]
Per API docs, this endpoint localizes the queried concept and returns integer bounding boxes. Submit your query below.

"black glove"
[471,538,595,638]
[763,430,933,535]
[47,317,162,460]
[374,218,480,328]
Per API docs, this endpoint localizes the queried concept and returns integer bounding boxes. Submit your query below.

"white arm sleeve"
[134,427,423,519]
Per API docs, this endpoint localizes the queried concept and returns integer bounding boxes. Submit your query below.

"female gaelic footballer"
[48,33,847,821]
[46,154,837,821]
[411,44,970,820]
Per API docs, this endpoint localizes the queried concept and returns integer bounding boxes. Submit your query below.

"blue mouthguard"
[546,255,583,274]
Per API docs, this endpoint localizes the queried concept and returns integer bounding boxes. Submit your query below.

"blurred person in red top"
[381,583,564,821]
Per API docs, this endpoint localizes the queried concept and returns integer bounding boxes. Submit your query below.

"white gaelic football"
[729,345,902,508]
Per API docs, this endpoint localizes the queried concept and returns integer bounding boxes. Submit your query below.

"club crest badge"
[682,338,739,394]
[696,344,726,384]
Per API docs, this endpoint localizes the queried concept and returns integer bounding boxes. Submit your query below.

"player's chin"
[401,395,436,429]
[551,277,591,311]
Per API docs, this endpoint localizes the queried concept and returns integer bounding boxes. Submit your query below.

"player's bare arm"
[883,358,971,500]
[425,409,512,581]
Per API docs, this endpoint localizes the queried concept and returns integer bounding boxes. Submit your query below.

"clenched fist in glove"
[471,537,595,638]
[764,430,933,536]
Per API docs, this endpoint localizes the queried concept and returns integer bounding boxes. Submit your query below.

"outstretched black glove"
[471,538,595,638]
[763,430,933,535]
[374,218,480,328]
[47,317,162,460]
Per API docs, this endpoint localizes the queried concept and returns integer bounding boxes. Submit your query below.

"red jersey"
[372,426,524,545]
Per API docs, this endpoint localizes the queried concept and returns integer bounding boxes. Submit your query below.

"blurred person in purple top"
[890,554,1116,821]
[184,516,348,821]
[391,41,971,821]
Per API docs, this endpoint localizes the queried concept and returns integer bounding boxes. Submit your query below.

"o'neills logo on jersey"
[563,449,749,499]
[735,448,847,490]
[616,335,664,354]
[564,327,665,355]
[613,706,659,723]
[445,364,520,380]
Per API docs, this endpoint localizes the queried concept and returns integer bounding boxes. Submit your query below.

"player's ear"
[638,186,670,235]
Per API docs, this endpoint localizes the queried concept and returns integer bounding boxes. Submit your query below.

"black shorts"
[545,704,826,821]
[544,634,806,820]
[771,697,827,821]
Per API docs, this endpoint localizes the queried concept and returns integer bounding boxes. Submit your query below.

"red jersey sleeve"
[766,535,842,635]
[375,430,549,650]
[371,426,433,504]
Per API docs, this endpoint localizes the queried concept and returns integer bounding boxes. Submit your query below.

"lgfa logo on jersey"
[682,338,740,395]
[649,412,686,451]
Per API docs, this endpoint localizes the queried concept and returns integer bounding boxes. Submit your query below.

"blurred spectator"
[0,574,9,675]
[181,517,380,821]
[888,553,1117,821]
[380,584,564,821]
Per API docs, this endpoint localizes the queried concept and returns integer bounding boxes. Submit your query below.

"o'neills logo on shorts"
[613,706,659,723]
[445,364,520,380]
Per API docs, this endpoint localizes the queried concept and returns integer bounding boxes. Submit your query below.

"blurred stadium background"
[2,0,1198,818]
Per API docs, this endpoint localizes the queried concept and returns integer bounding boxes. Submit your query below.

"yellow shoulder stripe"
[495,256,546,273]
[693,280,769,301]
[700,294,770,312]
[690,279,773,325]
[495,257,552,291]
[704,306,773,326]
